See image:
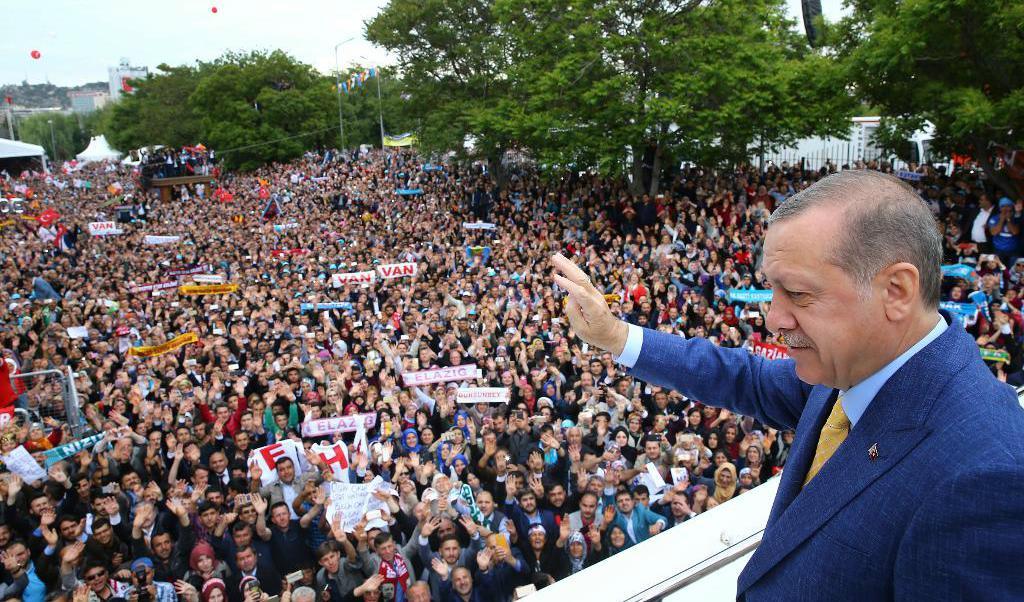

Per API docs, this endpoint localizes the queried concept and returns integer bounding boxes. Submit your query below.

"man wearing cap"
[551,170,1024,599]
[126,557,178,602]
[988,196,1021,265]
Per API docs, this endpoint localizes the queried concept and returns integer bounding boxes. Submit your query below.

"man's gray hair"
[292,587,316,602]
[768,170,942,308]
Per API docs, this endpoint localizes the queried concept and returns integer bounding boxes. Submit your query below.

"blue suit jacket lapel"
[737,319,970,594]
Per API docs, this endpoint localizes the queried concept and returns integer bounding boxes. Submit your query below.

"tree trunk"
[630,146,645,195]
[487,152,508,189]
[648,142,663,197]
[973,138,1019,199]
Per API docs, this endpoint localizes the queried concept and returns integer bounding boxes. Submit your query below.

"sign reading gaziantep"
[456,387,509,404]
[402,364,482,387]
[752,341,790,360]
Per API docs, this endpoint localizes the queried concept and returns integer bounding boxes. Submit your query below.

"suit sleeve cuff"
[612,323,643,368]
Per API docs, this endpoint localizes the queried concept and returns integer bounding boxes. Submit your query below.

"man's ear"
[878,262,921,321]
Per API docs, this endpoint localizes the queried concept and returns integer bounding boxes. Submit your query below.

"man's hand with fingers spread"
[550,253,629,355]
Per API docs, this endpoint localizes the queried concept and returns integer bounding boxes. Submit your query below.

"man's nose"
[765,296,795,334]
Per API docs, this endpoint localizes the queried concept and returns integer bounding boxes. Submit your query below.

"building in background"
[108,58,148,102]
[69,91,110,113]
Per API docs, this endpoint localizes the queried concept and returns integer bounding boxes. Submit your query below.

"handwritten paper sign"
[302,413,378,438]
[456,387,509,404]
[401,364,482,387]
[325,476,390,532]
[462,222,497,230]
[2,446,47,484]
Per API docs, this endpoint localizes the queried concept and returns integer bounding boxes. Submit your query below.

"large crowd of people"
[0,146,1017,602]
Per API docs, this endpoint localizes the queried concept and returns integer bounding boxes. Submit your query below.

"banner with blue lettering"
[727,289,774,303]
[939,301,979,323]
[300,302,354,312]
[941,264,977,281]
[396,188,424,196]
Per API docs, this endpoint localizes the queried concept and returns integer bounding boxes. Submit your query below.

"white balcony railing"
[530,476,781,601]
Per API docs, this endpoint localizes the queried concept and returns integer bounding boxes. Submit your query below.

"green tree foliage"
[105,64,203,154]
[369,0,851,191]
[366,0,522,177]
[833,0,1024,196]
[17,111,105,161]
[499,0,852,192]
[105,51,346,170]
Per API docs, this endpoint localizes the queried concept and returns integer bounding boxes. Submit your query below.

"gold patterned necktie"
[803,395,850,486]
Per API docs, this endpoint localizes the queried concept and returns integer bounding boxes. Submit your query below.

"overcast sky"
[1,0,848,88]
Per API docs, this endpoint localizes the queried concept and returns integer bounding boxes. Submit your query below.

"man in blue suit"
[551,170,1024,600]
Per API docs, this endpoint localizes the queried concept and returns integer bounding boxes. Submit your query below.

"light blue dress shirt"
[614,316,948,428]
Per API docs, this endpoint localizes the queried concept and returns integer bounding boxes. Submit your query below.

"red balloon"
[211,6,218,13]
[30,50,41,59]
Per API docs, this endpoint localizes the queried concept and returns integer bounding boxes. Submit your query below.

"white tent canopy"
[0,138,48,173]
[76,135,122,162]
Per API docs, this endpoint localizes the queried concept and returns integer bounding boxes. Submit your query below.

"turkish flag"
[0,360,19,409]
[38,208,61,228]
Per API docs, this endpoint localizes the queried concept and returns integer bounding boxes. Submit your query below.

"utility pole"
[48,119,57,160]
[375,68,386,150]
[333,38,355,151]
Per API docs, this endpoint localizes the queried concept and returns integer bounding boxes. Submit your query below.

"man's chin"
[791,351,824,385]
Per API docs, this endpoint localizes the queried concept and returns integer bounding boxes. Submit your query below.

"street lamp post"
[47,119,56,161]
[334,38,355,152]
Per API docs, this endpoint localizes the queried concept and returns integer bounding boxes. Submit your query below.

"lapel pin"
[868,443,879,461]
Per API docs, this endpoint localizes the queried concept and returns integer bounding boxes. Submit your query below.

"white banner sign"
[143,235,181,245]
[302,413,378,438]
[248,439,304,487]
[128,281,178,294]
[331,271,377,288]
[402,364,482,387]
[66,326,89,339]
[2,446,47,484]
[456,387,509,404]
[325,476,390,532]
[88,221,123,236]
[192,274,225,284]
[310,441,351,482]
[376,262,418,279]
[463,222,497,230]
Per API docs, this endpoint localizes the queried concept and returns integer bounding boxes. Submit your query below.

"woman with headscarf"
[737,443,768,483]
[602,524,633,558]
[713,462,738,504]
[521,524,570,581]
[608,426,639,465]
[561,530,598,575]
[200,577,228,602]
[400,428,422,455]
[451,453,470,481]
[185,541,231,591]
